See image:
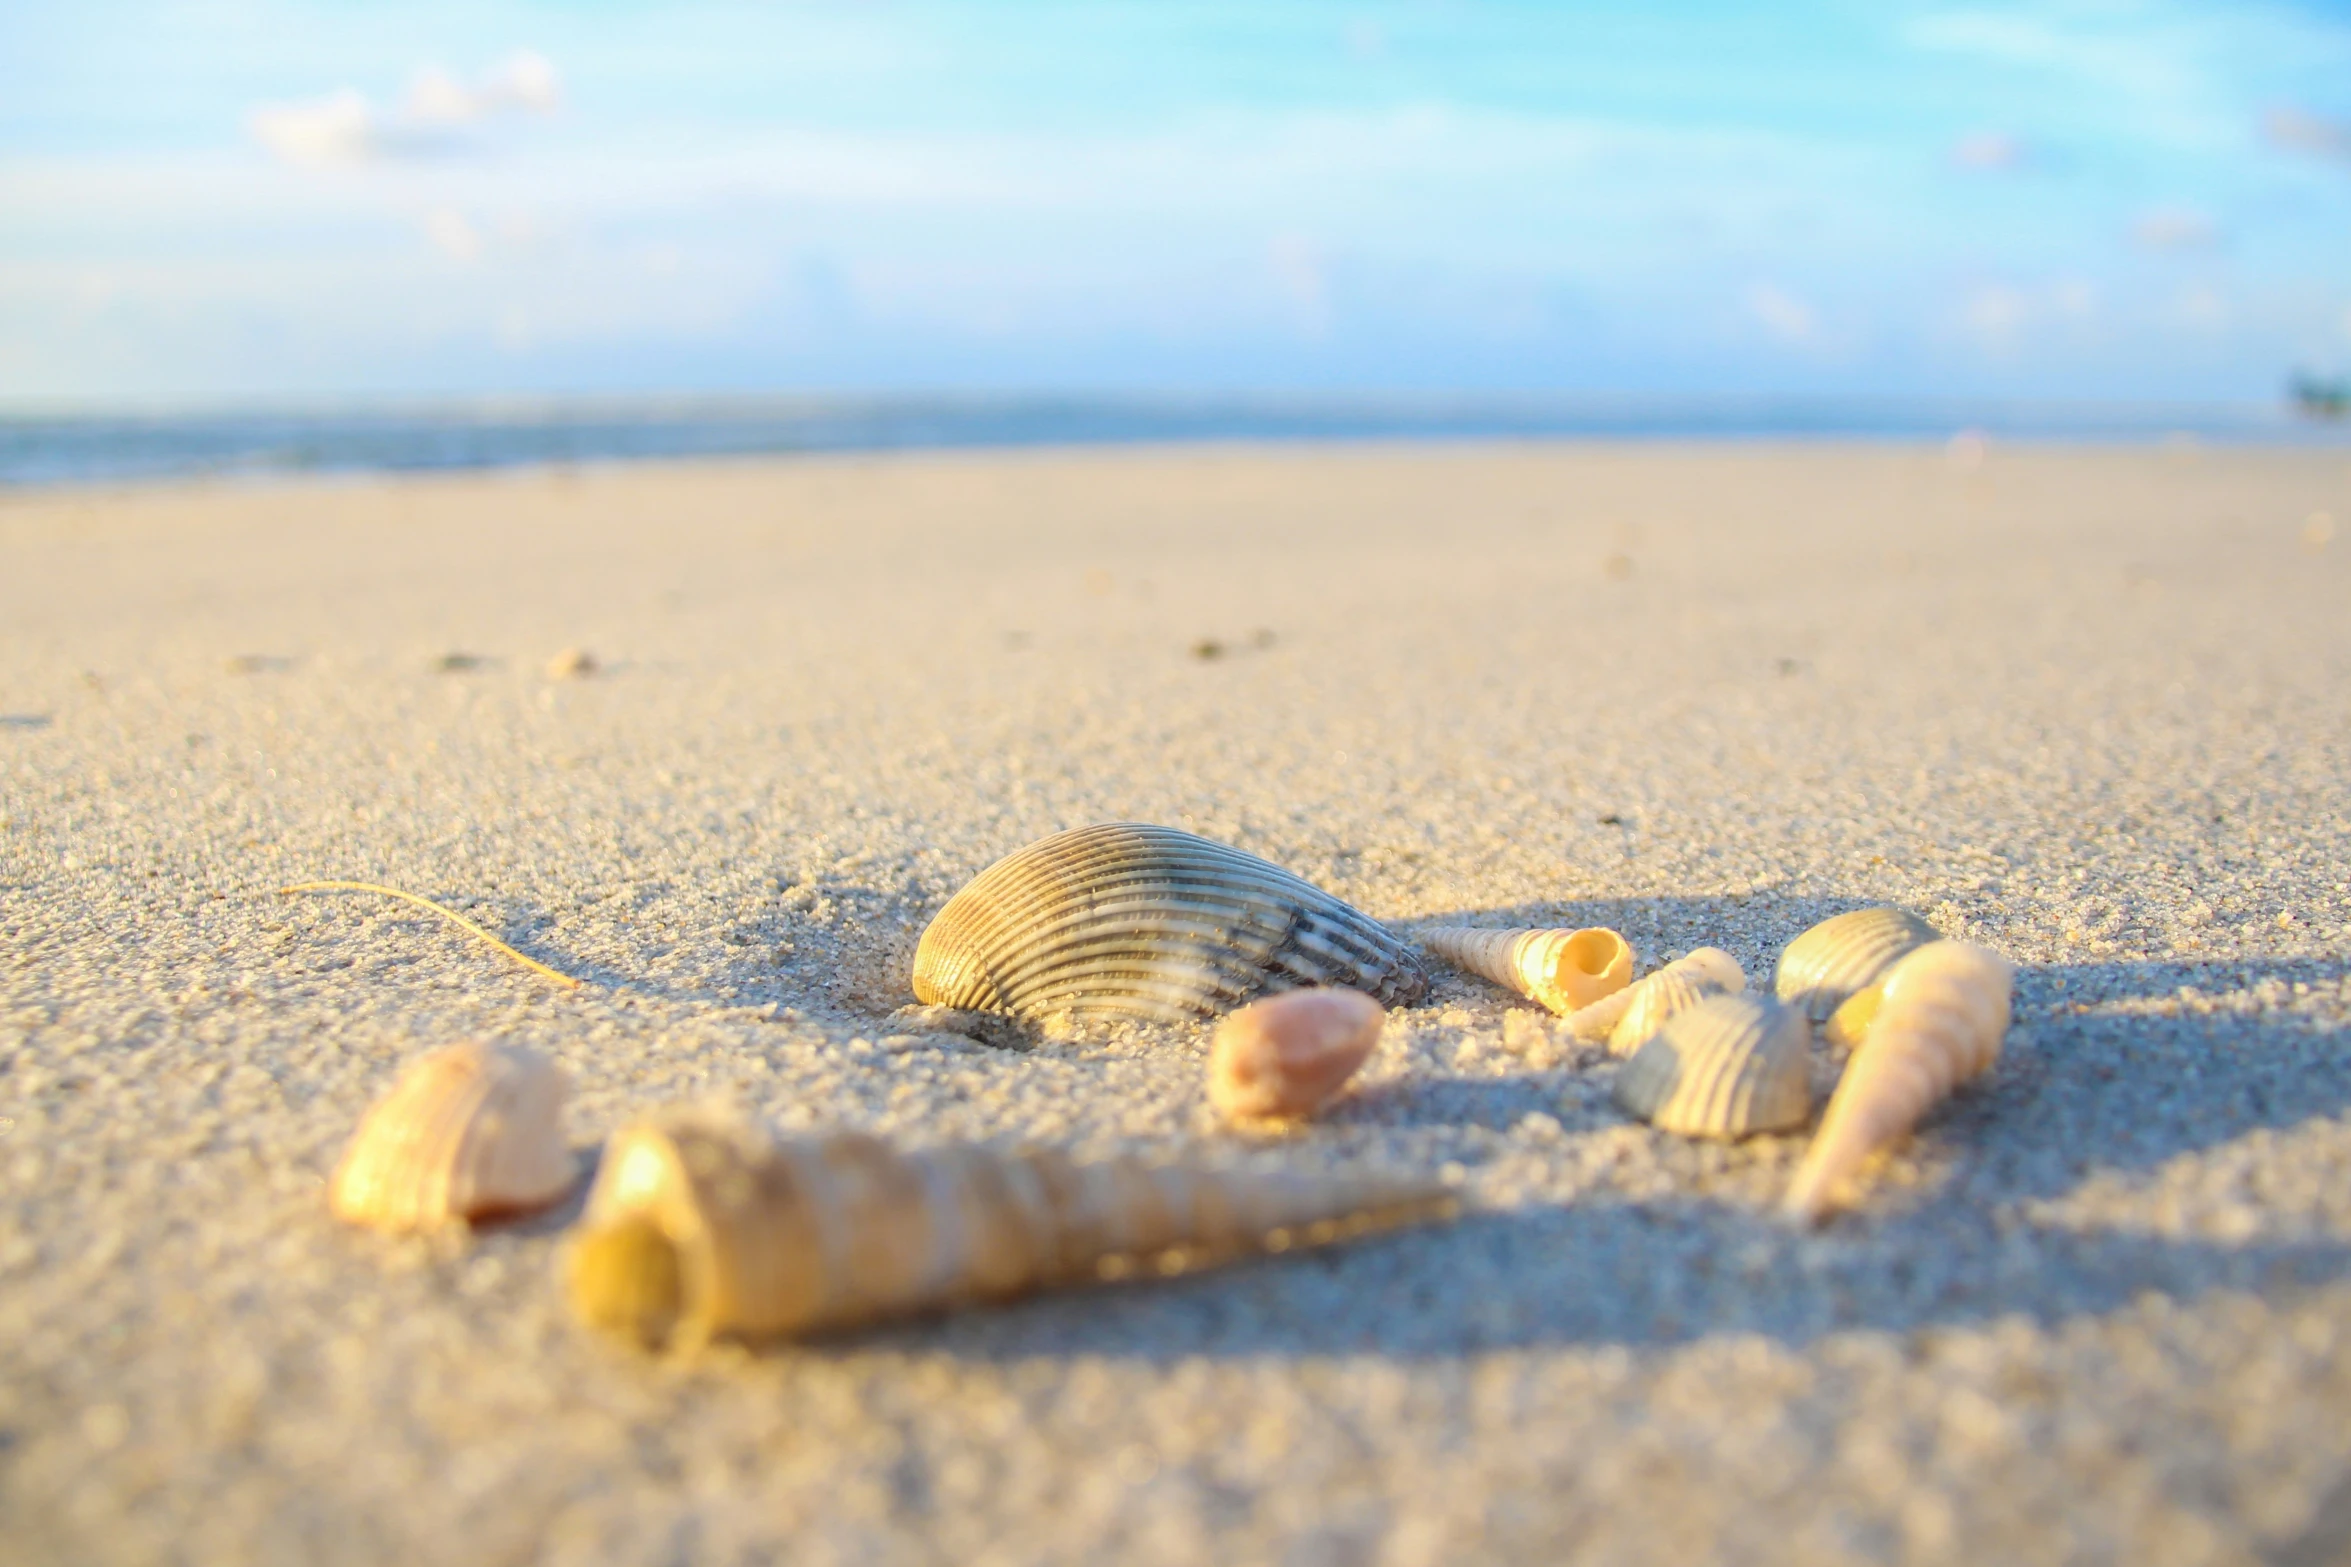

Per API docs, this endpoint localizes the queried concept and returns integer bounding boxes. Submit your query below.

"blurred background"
[3,0,2349,478]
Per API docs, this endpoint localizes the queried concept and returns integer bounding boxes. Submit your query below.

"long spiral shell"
[1612,994,1810,1138]
[1784,940,2013,1224]
[564,1114,1457,1349]
[1772,906,1940,1026]
[1419,925,1633,1016]
[1564,947,1746,1053]
[910,823,1428,1024]
[329,1041,578,1232]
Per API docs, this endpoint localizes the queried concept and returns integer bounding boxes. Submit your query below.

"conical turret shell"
[1565,947,1746,1053]
[330,1042,578,1231]
[1420,925,1633,1016]
[1772,907,1939,1026]
[910,823,1428,1024]
[564,1114,1456,1349]
[1612,994,1810,1138]
[1784,940,2013,1224]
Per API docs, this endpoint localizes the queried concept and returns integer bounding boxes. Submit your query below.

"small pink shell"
[1208,988,1385,1122]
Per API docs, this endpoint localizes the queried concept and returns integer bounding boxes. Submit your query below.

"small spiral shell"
[1419,925,1634,1016]
[329,1042,578,1232]
[1564,947,1746,1054]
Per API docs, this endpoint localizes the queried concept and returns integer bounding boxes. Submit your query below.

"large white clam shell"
[910,823,1428,1024]
[1612,994,1811,1139]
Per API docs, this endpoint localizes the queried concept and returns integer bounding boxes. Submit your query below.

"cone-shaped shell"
[1772,907,1939,1025]
[1209,987,1385,1123]
[910,823,1428,1024]
[329,1042,578,1231]
[1421,925,1633,1016]
[1613,994,1810,1138]
[564,1114,1456,1349]
[1565,947,1746,1052]
[1785,941,2013,1224]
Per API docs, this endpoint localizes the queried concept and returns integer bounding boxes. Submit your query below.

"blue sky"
[3,0,2349,404]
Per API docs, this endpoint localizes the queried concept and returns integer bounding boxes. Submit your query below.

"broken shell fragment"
[1421,925,1633,1016]
[563,1114,1456,1349]
[329,1041,578,1232]
[1784,940,2013,1224]
[1209,987,1384,1123]
[1565,946,1746,1053]
[1772,906,1939,1026]
[910,823,1428,1025]
[1612,994,1811,1139]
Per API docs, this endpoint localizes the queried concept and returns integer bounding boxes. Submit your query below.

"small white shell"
[1772,907,1939,1026]
[1613,994,1811,1138]
[1565,947,1746,1053]
[1208,987,1384,1123]
[1420,925,1634,1016]
[329,1041,578,1232]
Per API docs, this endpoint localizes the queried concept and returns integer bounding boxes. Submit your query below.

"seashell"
[1772,906,1939,1027]
[1784,940,2013,1224]
[1208,987,1384,1123]
[910,823,1428,1024]
[563,1114,1456,1349]
[1564,947,1746,1053]
[329,1042,578,1231]
[1420,925,1633,1016]
[1612,994,1810,1138]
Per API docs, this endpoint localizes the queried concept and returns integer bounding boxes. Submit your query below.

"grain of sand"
[4,442,2351,1564]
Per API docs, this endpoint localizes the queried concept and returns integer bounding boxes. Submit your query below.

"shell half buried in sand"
[1772,906,1940,1028]
[1565,946,1746,1055]
[563,1114,1457,1350]
[329,1041,579,1232]
[1612,993,1811,1139]
[1419,925,1634,1016]
[1208,987,1385,1123]
[909,822,1428,1025]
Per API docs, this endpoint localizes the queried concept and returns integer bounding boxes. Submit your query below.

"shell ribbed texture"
[910,823,1427,1023]
[1420,925,1633,1016]
[1784,941,2013,1224]
[1772,907,1940,1025]
[565,1115,1456,1348]
[329,1041,577,1231]
[1565,947,1745,1051]
[1613,994,1811,1138]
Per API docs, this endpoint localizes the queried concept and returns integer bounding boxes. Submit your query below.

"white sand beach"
[4,441,2351,1563]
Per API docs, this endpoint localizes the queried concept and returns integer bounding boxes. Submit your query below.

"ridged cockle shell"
[329,1041,578,1232]
[1772,907,1939,1026]
[563,1113,1456,1349]
[1784,940,2013,1224]
[1565,947,1746,1054]
[1612,994,1810,1139]
[1208,987,1384,1123]
[1419,925,1633,1016]
[909,823,1427,1024]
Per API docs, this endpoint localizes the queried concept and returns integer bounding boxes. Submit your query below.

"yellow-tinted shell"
[564,1114,1455,1349]
[329,1042,578,1231]
[1564,947,1746,1053]
[1784,940,2013,1224]
[1772,907,1939,1026]
[1208,987,1385,1123]
[1612,994,1810,1139]
[1421,925,1634,1016]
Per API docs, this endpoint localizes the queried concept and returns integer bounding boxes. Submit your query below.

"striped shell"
[564,1113,1455,1349]
[910,823,1428,1024]
[1419,925,1633,1016]
[1772,907,1939,1026]
[329,1041,578,1232]
[1612,994,1811,1138]
[1565,947,1746,1053]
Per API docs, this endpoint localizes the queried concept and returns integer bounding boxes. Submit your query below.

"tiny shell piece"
[1564,947,1746,1053]
[1420,925,1634,1016]
[564,1114,1456,1350]
[1209,988,1385,1123]
[911,823,1428,1024]
[1772,907,1939,1026]
[329,1042,578,1232]
[1612,994,1810,1139]
[1784,940,2013,1224]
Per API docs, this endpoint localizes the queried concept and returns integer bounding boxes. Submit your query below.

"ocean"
[0,396,2338,487]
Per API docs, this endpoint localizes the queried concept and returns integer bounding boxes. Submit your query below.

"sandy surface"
[4,441,2351,1565]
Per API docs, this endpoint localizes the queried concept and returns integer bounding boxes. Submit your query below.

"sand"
[3,441,2350,1565]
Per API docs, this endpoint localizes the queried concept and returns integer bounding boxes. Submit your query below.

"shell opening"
[1556,929,1624,984]
[567,1214,686,1350]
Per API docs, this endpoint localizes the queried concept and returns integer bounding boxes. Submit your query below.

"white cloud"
[1950,130,2028,171]
[2265,106,2351,164]
[2131,207,2219,252]
[422,207,481,262]
[246,90,378,168]
[1745,282,1816,344]
[248,53,558,168]
[406,52,562,125]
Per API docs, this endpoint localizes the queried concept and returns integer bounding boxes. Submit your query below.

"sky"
[2,0,2349,406]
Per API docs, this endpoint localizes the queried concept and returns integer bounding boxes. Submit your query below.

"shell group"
[1420,925,1633,1016]
[1208,987,1385,1123]
[1772,906,1939,1027]
[563,1114,1456,1349]
[1612,994,1811,1139]
[910,823,1428,1025]
[1784,940,2013,1224]
[1567,946,1746,1055]
[330,1041,579,1232]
